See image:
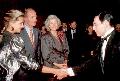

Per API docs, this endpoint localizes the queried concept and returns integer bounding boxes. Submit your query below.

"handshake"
[53,63,75,80]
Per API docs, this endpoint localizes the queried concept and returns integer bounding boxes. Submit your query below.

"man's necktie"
[29,29,34,47]
[72,29,76,39]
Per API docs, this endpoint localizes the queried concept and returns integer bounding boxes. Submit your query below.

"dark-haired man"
[67,11,120,81]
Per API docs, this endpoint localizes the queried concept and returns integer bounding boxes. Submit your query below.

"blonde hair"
[4,9,24,30]
[44,15,61,31]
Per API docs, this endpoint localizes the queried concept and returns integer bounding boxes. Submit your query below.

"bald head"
[24,8,36,17]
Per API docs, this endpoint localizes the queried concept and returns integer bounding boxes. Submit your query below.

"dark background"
[0,0,120,29]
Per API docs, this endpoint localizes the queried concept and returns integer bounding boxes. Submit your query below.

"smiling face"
[87,25,93,33]
[4,9,24,34]
[10,17,24,33]
[49,19,59,31]
[70,21,77,29]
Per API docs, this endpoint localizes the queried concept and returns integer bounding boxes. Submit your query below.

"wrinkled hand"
[54,69,68,80]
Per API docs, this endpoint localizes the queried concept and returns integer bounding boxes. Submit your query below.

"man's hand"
[54,69,68,80]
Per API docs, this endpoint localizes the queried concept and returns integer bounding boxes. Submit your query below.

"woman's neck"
[50,30,58,37]
[6,28,14,34]
[88,32,93,35]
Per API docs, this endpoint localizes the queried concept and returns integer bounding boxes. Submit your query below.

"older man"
[13,8,67,81]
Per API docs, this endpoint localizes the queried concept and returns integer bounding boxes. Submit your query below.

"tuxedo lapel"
[104,31,115,63]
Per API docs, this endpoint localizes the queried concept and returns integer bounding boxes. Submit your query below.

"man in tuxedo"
[92,11,120,80]
[68,11,120,81]
[66,20,84,67]
[65,20,86,81]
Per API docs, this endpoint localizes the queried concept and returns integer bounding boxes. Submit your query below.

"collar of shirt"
[24,25,33,34]
[71,29,76,33]
[101,27,114,60]
[101,27,114,39]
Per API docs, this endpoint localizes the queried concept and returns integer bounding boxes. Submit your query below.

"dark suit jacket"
[14,27,43,81]
[72,30,120,80]
[65,28,84,66]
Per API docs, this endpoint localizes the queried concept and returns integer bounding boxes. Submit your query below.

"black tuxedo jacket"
[65,28,85,66]
[73,30,120,80]
[65,28,81,49]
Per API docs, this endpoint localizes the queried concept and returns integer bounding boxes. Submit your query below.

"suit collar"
[101,27,114,39]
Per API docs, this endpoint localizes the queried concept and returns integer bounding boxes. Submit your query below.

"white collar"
[101,27,114,39]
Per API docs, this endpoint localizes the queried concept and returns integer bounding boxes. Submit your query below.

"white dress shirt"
[24,25,34,43]
[71,29,76,39]
[101,27,114,60]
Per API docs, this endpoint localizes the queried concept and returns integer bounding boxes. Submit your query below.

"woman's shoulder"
[11,34,24,46]
[12,34,22,39]
[41,32,51,39]
[34,28,40,32]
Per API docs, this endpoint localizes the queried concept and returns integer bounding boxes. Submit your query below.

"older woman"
[41,15,69,81]
[0,10,67,81]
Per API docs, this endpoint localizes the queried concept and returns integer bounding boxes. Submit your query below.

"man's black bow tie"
[101,33,111,42]
[101,37,107,42]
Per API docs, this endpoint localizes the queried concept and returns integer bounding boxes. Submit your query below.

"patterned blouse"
[0,34,41,81]
[41,32,69,68]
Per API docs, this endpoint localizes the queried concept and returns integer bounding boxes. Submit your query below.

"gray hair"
[24,8,36,17]
[44,15,61,31]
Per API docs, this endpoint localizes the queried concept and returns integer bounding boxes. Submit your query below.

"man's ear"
[103,20,109,26]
